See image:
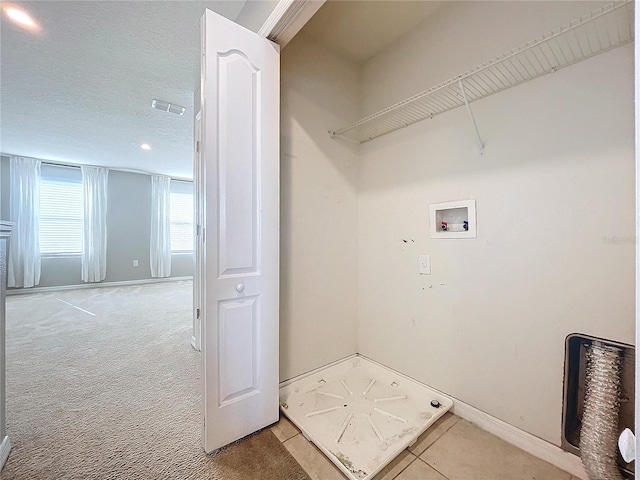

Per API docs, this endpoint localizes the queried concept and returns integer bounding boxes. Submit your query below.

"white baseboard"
[0,436,11,470]
[452,400,587,479]
[7,276,193,295]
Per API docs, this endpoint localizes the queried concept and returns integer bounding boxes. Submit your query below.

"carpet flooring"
[1,281,310,480]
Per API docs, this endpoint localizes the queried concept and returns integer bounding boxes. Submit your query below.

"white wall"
[357,1,634,446]
[280,32,360,380]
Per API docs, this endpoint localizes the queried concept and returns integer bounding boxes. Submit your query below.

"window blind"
[40,178,84,254]
[170,191,194,252]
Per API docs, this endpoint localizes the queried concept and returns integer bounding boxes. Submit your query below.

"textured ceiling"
[1,1,447,179]
[0,1,247,179]
[302,1,446,64]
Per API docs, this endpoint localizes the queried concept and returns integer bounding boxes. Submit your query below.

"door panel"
[217,53,258,277]
[218,297,258,405]
[200,9,280,452]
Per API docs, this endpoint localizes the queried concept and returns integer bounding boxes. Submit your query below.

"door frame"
[258,0,325,46]
[192,109,202,352]
[634,0,639,463]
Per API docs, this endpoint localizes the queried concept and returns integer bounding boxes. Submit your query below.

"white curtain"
[8,157,41,288]
[150,175,171,278]
[81,166,109,283]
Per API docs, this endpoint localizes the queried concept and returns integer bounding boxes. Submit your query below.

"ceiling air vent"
[151,99,185,116]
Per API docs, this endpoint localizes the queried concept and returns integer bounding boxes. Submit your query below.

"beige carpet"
[1,281,310,480]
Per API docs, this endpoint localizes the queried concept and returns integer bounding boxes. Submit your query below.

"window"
[39,167,84,255]
[170,182,194,252]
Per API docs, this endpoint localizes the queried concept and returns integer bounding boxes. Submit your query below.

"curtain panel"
[81,166,109,283]
[150,175,171,278]
[8,157,41,288]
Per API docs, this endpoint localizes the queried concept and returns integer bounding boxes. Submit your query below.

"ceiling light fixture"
[3,5,39,31]
[140,143,152,151]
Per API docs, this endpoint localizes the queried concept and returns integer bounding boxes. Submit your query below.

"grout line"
[274,421,299,444]
[436,415,460,439]
[415,456,450,480]
[283,433,301,445]
[423,415,460,453]
[415,422,459,480]
[389,451,418,480]
[56,298,96,317]
[409,414,459,457]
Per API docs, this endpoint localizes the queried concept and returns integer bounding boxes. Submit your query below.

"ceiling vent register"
[151,99,186,116]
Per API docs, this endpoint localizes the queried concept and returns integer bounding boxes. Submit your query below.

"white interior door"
[200,9,280,452]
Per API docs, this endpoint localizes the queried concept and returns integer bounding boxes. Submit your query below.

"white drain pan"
[279,356,453,480]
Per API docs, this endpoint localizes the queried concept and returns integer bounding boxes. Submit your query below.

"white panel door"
[200,9,280,452]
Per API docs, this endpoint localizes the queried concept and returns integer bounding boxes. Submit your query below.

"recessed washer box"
[279,355,453,480]
[429,199,476,239]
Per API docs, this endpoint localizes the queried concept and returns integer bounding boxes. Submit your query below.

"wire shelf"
[329,1,634,144]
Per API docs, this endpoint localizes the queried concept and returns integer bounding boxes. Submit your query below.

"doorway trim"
[634,0,639,464]
[258,0,325,46]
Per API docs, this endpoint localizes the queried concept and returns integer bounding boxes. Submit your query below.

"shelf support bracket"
[458,80,485,155]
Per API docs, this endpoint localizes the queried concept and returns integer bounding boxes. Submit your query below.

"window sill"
[171,251,194,255]
[42,253,82,258]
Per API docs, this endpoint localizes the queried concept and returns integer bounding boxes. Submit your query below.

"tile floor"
[271,412,580,480]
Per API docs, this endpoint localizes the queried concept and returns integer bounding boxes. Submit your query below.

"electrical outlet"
[418,255,431,275]
[133,260,139,267]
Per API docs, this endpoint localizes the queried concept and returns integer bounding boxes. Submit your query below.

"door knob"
[236,283,245,293]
